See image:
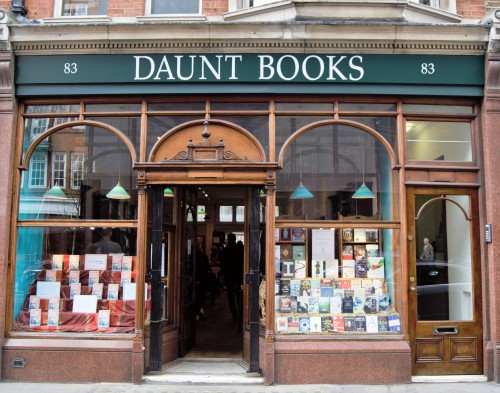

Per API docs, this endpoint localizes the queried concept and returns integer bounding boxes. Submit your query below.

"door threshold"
[412,375,488,383]
[143,357,264,385]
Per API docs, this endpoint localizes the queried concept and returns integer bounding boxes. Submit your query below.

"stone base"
[2,338,134,383]
[273,337,412,384]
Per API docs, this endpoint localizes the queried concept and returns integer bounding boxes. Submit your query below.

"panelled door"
[407,187,482,375]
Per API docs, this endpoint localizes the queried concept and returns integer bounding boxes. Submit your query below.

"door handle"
[433,326,458,335]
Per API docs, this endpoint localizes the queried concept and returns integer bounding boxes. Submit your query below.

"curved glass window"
[276,124,395,221]
[19,124,137,221]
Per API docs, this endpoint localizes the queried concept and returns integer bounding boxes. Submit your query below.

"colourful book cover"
[332,315,345,332]
[342,244,354,260]
[342,228,353,242]
[318,297,331,313]
[281,259,295,278]
[353,288,366,314]
[290,279,301,296]
[354,245,366,260]
[388,314,401,332]
[378,316,390,332]
[365,228,379,242]
[378,295,391,312]
[279,279,291,295]
[366,244,379,257]
[320,285,333,297]
[344,316,355,331]
[291,228,306,242]
[298,317,310,332]
[292,244,306,260]
[300,280,311,296]
[276,317,288,332]
[308,297,319,313]
[287,316,300,333]
[279,296,292,313]
[310,278,321,297]
[342,295,354,314]
[355,260,369,278]
[321,316,333,331]
[354,315,367,332]
[364,295,378,314]
[280,243,293,260]
[297,296,309,313]
[367,257,385,278]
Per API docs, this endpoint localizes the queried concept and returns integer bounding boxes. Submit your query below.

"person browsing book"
[220,233,244,322]
[86,228,122,254]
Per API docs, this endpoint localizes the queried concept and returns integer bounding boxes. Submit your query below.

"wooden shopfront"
[2,51,486,384]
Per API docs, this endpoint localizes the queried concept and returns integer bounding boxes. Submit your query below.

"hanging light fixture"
[44,182,67,200]
[290,147,313,200]
[163,187,174,197]
[106,181,130,200]
[352,132,375,199]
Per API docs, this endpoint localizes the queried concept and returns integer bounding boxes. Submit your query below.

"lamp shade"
[44,184,67,200]
[106,182,131,200]
[163,187,174,197]
[352,182,376,199]
[260,189,266,197]
[290,182,314,199]
[198,208,206,215]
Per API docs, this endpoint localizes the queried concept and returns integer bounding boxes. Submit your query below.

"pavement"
[1,380,500,393]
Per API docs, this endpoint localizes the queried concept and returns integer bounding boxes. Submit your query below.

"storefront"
[0,10,498,385]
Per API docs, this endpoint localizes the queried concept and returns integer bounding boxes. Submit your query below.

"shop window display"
[13,226,149,333]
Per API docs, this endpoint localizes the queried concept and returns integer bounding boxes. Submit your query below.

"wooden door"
[179,187,198,357]
[407,187,482,375]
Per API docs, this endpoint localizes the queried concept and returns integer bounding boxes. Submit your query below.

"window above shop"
[54,0,108,16]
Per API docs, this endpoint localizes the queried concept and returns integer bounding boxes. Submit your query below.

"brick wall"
[12,0,489,21]
[108,0,144,17]
[456,0,486,19]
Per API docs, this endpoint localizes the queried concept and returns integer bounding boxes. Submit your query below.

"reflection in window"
[276,124,394,221]
[61,0,108,16]
[406,121,472,162]
[219,206,233,222]
[19,125,137,221]
[151,0,200,14]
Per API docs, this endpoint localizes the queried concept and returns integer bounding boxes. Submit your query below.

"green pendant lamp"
[44,183,67,200]
[352,182,376,199]
[106,181,131,200]
[290,182,314,199]
[163,187,174,197]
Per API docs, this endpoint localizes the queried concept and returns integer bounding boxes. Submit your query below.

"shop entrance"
[406,187,483,376]
[148,184,263,373]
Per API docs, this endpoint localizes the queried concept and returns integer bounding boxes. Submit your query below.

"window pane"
[403,104,473,115]
[19,125,137,220]
[61,0,108,16]
[85,103,141,112]
[236,206,245,222]
[275,103,333,111]
[12,226,139,333]
[211,102,269,111]
[147,116,201,157]
[219,206,233,222]
[416,195,473,321]
[25,105,79,114]
[148,102,205,111]
[24,118,79,142]
[52,152,67,189]
[216,115,269,158]
[152,0,200,14]
[339,103,397,112]
[406,121,472,162]
[276,124,394,221]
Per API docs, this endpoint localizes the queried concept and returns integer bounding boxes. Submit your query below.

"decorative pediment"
[166,122,245,162]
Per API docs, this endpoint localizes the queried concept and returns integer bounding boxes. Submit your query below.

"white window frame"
[53,0,108,17]
[71,152,85,190]
[52,152,67,189]
[145,0,202,15]
[29,119,49,141]
[29,153,48,189]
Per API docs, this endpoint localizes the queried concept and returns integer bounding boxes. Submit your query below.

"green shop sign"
[14,53,485,96]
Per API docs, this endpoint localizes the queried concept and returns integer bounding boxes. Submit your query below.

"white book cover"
[276,316,288,332]
[121,256,133,271]
[70,283,81,299]
[330,296,342,314]
[92,283,104,299]
[88,270,100,286]
[68,270,80,285]
[107,283,119,300]
[293,260,307,278]
[46,270,57,282]
[353,228,366,243]
[309,316,322,332]
[47,309,59,327]
[367,257,385,278]
[48,297,60,310]
[120,271,132,287]
[111,254,122,271]
[366,315,378,332]
[98,309,110,328]
[29,295,40,310]
[69,255,80,270]
[52,254,64,270]
[29,309,41,327]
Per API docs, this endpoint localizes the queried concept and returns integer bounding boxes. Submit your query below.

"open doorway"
[148,185,263,370]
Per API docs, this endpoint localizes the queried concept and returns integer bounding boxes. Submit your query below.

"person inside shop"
[420,237,434,261]
[195,244,212,321]
[86,228,122,254]
[220,233,244,322]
